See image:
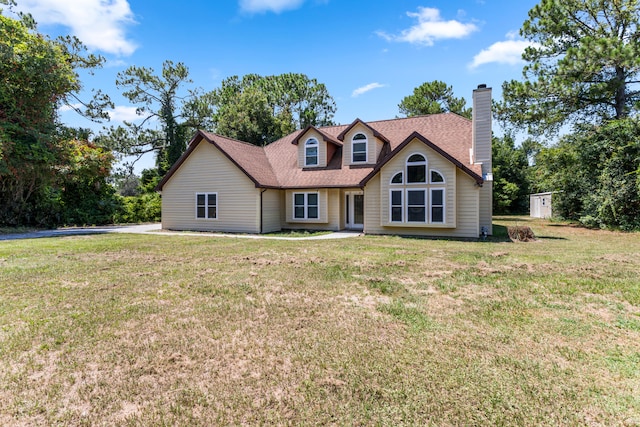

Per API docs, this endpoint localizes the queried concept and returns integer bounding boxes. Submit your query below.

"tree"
[497,0,640,135]
[398,81,471,119]
[210,76,287,146]
[101,61,211,175]
[208,73,336,146]
[534,119,640,230]
[0,3,112,225]
[492,135,531,214]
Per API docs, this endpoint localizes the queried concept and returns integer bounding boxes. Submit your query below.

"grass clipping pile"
[507,225,537,242]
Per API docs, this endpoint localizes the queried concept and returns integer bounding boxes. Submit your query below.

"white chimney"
[472,84,493,235]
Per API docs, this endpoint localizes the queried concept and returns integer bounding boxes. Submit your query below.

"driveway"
[0,224,362,241]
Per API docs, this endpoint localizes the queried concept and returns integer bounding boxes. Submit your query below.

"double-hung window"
[294,192,319,219]
[352,133,367,163]
[431,189,444,223]
[390,190,403,222]
[407,189,426,222]
[196,193,217,219]
[305,138,318,166]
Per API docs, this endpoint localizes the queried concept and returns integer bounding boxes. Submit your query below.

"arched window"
[406,154,426,183]
[352,133,368,163]
[430,170,445,183]
[305,138,318,166]
[389,154,446,224]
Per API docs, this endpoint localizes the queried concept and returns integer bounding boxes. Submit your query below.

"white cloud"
[352,83,386,98]
[18,0,137,56]
[377,7,478,46]
[239,0,304,13]
[470,36,539,69]
[107,106,143,122]
[58,103,82,113]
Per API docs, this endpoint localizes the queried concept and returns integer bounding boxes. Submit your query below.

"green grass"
[0,217,639,425]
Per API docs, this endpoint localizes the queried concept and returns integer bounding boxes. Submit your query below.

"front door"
[345,192,364,230]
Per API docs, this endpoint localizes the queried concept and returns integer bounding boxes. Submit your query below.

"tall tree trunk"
[615,66,627,119]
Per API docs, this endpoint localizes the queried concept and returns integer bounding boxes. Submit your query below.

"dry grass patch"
[0,217,639,425]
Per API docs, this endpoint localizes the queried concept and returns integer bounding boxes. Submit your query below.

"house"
[530,192,554,219]
[156,85,493,238]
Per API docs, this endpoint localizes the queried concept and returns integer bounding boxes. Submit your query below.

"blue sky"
[14,0,540,171]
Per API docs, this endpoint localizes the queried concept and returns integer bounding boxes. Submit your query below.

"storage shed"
[530,192,554,218]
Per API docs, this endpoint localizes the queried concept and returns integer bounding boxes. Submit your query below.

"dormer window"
[305,138,318,166]
[352,133,367,163]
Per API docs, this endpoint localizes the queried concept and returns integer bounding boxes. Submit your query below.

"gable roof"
[361,131,483,186]
[291,125,342,147]
[156,130,279,190]
[337,118,391,144]
[157,113,483,191]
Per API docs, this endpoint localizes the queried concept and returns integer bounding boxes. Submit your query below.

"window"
[430,170,445,183]
[431,189,444,223]
[390,190,403,222]
[407,190,426,222]
[352,133,367,163]
[388,154,446,225]
[305,138,318,166]
[294,192,319,219]
[391,172,403,184]
[407,154,426,183]
[196,193,217,219]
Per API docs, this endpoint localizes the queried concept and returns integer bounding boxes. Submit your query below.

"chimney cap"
[477,84,487,89]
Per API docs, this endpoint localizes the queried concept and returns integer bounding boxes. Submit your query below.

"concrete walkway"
[0,223,362,241]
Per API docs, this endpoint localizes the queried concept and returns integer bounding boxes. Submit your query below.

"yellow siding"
[363,139,481,238]
[261,189,282,233]
[341,125,380,165]
[297,129,328,168]
[375,138,384,163]
[378,139,456,226]
[479,182,492,235]
[363,175,381,234]
[161,141,260,233]
[327,189,341,229]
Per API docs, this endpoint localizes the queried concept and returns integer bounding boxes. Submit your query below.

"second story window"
[305,138,318,166]
[352,133,367,163]
[407,154,426,183]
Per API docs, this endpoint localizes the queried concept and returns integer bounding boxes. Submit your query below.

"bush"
[113,193,161,224]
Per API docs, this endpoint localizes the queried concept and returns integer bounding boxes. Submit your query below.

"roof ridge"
[319,112,471,129]
[200,130,268,148]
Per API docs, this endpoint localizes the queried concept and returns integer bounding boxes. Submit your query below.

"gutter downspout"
[260,188,267,234]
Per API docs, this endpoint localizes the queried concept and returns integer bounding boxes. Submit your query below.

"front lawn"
[0,217,638,425]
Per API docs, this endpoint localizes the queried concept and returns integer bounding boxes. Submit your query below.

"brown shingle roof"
[157,113,483,191]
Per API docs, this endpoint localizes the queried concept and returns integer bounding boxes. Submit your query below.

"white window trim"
[195,192,218,220]
[304,138,319,167]
[386,172,447,225]
[429,169,445,184]
[389,189,403,222]
[293,192,319,220]
[406,188,427,223]
[351,133,368,164]
[406,152,427,184]
[390,172,403,185]
[430,188,445,223]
